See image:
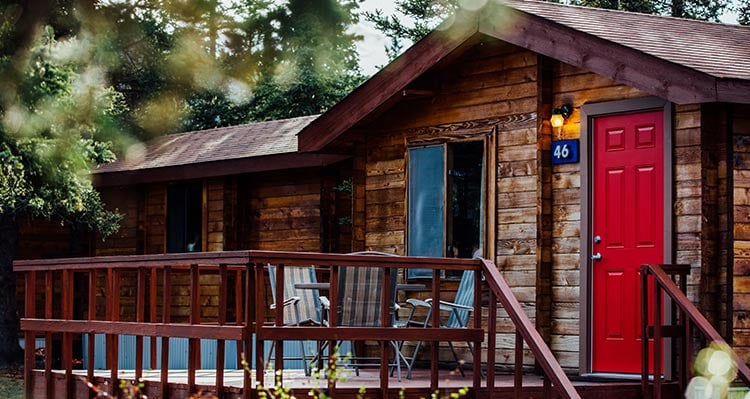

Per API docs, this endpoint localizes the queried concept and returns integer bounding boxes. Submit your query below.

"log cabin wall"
[244,168,325,252]
[362,40,541,365]
[95,186,143,256]
[549,62,650,369]
[734,103,750,360]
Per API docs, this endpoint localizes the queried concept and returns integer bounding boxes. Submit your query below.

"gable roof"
[298,0,750,152]
[94,115,347,187]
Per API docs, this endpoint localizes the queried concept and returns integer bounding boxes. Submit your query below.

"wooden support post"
[150,268,158,370]
[45,271,53,399]
[380,267,391,399]
[487,290,496,399]
[136,268,146,382]
[217,265,228,398]
[641,268,650,399]
[654,282,663,399]
[274,264,284,382]
[110,269,121,397]
[514,330,523,399]
[473,269,482,396]
[430,268,440,392]
[62,269,73,399]
[88,269,97,388]
[188,264,200,395]
[24,271,36,399]
[160,266,172,399]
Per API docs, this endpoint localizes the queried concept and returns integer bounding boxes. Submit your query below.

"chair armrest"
[405,298,432,308]
[269,296,301,310]
[437,300,473,311]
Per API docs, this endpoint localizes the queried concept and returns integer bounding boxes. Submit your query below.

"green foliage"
[0,27,122,235]
[246,0,365,121]
[364,0,460,60]
[736,0,750,24]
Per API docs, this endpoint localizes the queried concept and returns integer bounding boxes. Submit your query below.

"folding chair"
[332,252,409,380]
[267,264,323,376]
[401,269,477,377]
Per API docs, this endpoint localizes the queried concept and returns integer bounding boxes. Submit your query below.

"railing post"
[253,262,264,394]
[274,263,284,381]
[514,330,523,399]
[62,269,73,399]
[136,267,146,382]
[23,270,36,399]
[473,269,482,395]
[487,289,496,399]
[654,281,663,399]
[641,266,650,399]
[188,264,200,395]
[160,266,172,399]
[217,264,228,398]
[44,270,53,399]
[88,269,97,386]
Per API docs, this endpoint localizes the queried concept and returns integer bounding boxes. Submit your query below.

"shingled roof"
[93,115,348,186]
[504,0,750,81]
[297,0,750,152]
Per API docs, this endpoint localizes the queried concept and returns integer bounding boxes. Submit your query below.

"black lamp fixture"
[550,103,573,128]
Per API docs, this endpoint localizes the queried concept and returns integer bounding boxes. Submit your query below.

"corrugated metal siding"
[81,335,316,370]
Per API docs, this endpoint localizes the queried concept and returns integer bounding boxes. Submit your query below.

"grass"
[0,369,23,399]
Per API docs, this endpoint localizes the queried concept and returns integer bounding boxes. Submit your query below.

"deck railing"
[641,264,750,399]
[15,250,580,399]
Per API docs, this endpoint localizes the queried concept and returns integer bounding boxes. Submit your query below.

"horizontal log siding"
[734,104,750,361]
[364,41,540,365]
[206,178,225,252]
[550,62,650,369]
[245,169,322,252]
[95,187,141,256]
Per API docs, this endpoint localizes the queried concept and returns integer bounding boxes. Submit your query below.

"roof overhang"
[92,152,350,187]
[480,2,750,105]
[297,1,750,153]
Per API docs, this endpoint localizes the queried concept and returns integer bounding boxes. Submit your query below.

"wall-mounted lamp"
[550,104,573,128]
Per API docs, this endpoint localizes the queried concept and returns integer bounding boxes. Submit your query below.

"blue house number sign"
[551,139,580,165]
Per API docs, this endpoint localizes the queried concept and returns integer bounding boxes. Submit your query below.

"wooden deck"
[29,368,680,399]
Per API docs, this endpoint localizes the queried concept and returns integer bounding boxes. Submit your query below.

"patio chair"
[330,251,410,380]
[267,264,323,376]
[401,269,477,377]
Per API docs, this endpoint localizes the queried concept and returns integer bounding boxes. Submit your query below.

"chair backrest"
[268,264,321,325]
[446,270,475,328]
[337,252,398,327]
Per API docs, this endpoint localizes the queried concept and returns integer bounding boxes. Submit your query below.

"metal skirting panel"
[81,335,315,371]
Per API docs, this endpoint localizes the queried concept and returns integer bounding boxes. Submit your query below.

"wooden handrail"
[480,259,581,399]
[15,250,580,399]
[641,264,750,398]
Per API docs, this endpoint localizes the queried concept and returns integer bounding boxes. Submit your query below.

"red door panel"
[592,110,664,374]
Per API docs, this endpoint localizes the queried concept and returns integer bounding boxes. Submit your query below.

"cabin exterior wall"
[734,103,750,361]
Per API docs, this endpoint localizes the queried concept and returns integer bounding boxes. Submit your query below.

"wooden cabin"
[291,0,750,376]
[14,0,750,396]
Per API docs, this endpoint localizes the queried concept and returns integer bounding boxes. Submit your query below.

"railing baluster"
[23,270,36,399]
[654,282,662,399]
[150,267,158,370]
[235,268,243,371]
[62,268,73,399]
[487,289,496,399]
[473,268,482,393]
[514,330,523,399]
[161,266,172,399]
[189,264,200,395]
[329,264,339,393]
[110,268,121,397]
[136,267,146,382]
[381,266,391,399]
[430,268,439,391]
[274,263,284,380]
[641,267,649,398]
[250,263,260,398]
[88,269,97,385]
[217,264,228,398]
[45,270,53,399]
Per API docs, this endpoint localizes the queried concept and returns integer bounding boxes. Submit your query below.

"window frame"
[405,131,496,278]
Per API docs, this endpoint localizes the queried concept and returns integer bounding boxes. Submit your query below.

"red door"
[591,110,664,373]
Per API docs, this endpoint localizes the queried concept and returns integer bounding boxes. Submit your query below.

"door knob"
[594,235,601,244]
[591,252,602,261]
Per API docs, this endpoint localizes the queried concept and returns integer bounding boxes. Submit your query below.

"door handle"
[591,252,602,261]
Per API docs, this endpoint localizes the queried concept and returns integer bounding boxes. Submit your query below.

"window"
[407,141,485,278]
[167,181,204,253]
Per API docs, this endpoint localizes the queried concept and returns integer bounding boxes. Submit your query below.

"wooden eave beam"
[296,12,481,153]
[92,152,350,187]
[717,78,750,104]
[479,4,720,104]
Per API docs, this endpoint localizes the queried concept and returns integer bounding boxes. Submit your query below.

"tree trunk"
[0,214,23,368]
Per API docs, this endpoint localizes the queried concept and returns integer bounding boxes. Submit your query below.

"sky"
[354,0,399,75]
